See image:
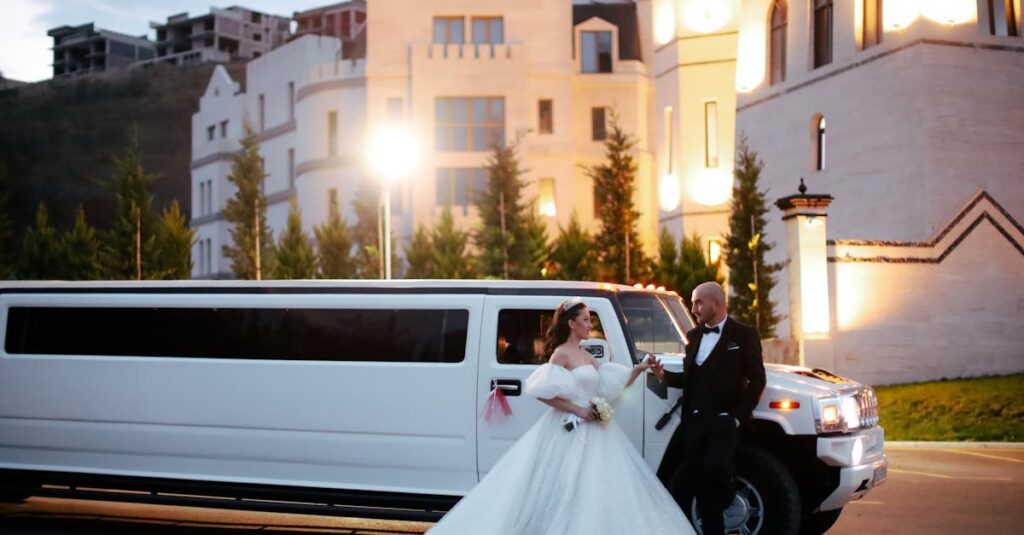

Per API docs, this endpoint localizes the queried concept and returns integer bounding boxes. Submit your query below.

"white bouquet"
[590,397,613,426]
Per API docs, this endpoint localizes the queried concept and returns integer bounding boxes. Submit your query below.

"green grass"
[876,373,1024,441]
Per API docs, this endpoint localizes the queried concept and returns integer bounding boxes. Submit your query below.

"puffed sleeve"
[597,362,632,403]
[524,363,576,400]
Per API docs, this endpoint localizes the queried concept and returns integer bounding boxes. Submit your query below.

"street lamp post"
[368,126,418,279]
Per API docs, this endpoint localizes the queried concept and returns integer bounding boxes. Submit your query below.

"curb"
[887,441,1024,449]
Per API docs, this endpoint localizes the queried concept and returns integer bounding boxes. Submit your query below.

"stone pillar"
[775,180,835,370]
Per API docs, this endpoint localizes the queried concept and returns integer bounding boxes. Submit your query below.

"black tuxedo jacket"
[660,316,766,425]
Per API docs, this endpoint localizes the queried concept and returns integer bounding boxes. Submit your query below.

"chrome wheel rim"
[690,476,765,535]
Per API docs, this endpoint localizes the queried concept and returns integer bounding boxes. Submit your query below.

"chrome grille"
[856,388,880,428]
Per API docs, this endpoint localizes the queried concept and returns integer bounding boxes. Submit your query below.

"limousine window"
[496,309,605,365]
[4,307,469,363]
[618,293,686,355]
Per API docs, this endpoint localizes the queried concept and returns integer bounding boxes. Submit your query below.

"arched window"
[863,0,883,48]
[816,116,827,171]
[813,0,833,68]
[770,0,787,85]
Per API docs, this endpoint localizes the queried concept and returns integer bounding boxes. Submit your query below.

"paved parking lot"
[1,446,1021,534]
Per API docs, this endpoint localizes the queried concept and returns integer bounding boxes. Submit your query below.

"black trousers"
[668,414,739,535]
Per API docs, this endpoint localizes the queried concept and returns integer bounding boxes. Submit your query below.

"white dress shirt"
[695,316,727,367]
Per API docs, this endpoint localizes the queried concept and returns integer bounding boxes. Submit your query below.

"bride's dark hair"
[543,299,587,360]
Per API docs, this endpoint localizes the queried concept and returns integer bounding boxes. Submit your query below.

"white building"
[192,0,657,280]
[192,0,1024,384]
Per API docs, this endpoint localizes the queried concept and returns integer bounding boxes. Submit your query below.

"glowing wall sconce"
[708,238,723,265]
[884,0,921,30]
[735,22,766,92]
[538,177,557,217]
[682,0,732,34]
[921,1,976,25]
[655,0,676,44]
[689,167,733,206]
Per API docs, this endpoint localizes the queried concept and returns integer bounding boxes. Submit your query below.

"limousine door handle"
[490,379,522,397]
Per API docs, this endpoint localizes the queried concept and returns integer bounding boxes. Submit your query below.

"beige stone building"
[191,0,1023,384]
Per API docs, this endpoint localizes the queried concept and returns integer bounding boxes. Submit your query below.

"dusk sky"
[1,0,333,83]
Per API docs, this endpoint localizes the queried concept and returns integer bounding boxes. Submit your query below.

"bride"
[427,297,695,535]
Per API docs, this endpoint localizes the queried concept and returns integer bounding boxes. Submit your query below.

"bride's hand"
[575,406,596,421]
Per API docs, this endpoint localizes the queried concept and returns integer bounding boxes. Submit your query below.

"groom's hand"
[646,356,664,379]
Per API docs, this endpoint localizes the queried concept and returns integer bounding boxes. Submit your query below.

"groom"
[650,282,766,535]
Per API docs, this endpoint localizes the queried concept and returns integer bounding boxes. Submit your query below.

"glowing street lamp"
[368,126,418,279]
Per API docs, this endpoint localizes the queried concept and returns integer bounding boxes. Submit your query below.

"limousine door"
[476,295,642,479]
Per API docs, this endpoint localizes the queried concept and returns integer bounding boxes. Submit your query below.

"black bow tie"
[702,325,720,334]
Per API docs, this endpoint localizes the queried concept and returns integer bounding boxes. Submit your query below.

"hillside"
[0,63,245,256]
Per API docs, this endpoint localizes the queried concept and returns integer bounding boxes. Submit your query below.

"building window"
[259,94,265,131]
[288,81,295,120]
[207,125,215,141]
[863,0,882,48]
[433,17,465,44]
[327,111,338,156]
[199,182,206,216]
[591,107,607,141]
[813,0,833,68]
[538,178,556,217]
[472,17,504,45]
[436,168,487,209]
[288,148,295,189]
[770,0,787,85]
[205,238,212,275]
[387,97,404,125]
[206,179,213,215]
[705,101,719,167]
[708,238,723,265]
[988,0,1020,36]
[220,120,228,138]
[581,31,613,73]
[435,97,505,152]
[253,33,262,42]
[815,115,827,171]
[538,99,553,134]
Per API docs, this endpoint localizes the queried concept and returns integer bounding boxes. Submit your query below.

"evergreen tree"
[725,136,782,337]
[351,178,383,279]
[653,228,724,306]
[222,122,273,280]
[404,225,434,278]
[314,194,355,279]
[0,158,12,279]
[152,200,195,280]
[586,114,651,284]
[103,126,159,280]
[60,206,103,280]
[18,203,62,279]
[474,135,546,279]
[522,201,550,280]
[272,196,317,279]
[547,212,598,281]
[431,206,474,279]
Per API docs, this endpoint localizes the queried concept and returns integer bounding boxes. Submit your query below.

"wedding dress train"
[427,363,695,535]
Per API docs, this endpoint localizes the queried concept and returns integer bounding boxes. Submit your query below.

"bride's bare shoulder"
[548,348,571,368]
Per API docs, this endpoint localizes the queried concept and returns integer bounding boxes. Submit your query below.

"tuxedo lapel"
[684,329,703,375]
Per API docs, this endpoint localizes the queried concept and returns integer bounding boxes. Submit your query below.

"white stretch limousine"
[0,281,885,534]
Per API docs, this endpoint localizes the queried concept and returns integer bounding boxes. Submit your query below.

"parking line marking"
[888,468,1012,482]
[946,449,1024,464]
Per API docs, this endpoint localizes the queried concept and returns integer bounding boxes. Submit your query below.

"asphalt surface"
[1,446,1021,534]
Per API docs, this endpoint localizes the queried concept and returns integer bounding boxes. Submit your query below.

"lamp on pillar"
[776,179,834,369]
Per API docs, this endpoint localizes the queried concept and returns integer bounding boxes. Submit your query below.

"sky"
[0,0,334,83]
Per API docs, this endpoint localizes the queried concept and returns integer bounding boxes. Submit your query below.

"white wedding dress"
[427,363,695,535]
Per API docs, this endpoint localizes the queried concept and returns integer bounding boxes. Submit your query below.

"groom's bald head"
[691,282,727,326]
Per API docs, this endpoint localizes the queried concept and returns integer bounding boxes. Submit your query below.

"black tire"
[798,507,843,535]
[691,445,801,535]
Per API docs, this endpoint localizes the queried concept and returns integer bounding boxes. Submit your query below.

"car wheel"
[690,445,802,535]
[798,507,843,535]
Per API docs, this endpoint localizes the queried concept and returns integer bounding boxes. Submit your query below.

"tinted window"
[618,293,686,355]
[5,307,468,363]
[496,309,605,365]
